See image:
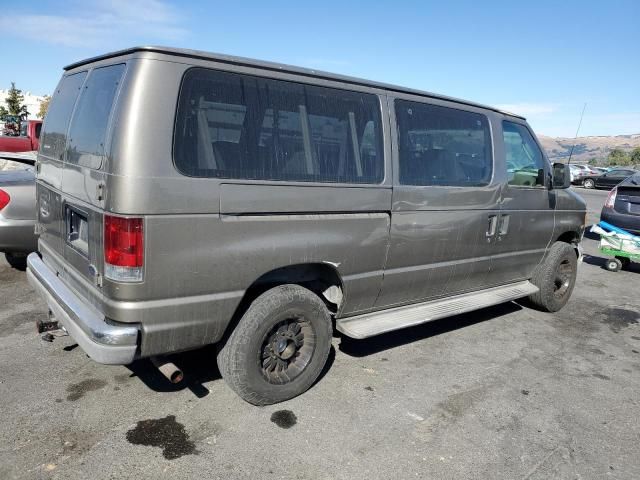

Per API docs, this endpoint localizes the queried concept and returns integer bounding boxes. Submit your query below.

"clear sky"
[1,0,638,137]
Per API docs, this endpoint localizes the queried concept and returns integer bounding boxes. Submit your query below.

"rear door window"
[66,64,125,169]
[40,72,87,161]
[502,121,546,187]
[174,68,384,184]
[395,100,492,186]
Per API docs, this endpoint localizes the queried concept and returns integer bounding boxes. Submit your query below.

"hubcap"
[553,259,573,298]
[260,316,315,384]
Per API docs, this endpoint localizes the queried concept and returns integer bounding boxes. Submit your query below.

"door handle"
[486,215,498,238]
[498,214,510,236]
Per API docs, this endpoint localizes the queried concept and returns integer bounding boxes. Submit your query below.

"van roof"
[64,46,526,120]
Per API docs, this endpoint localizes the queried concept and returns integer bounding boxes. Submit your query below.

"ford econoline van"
[28,47,586,405]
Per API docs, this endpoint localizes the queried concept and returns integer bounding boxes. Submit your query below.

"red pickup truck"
[0,120,42,152]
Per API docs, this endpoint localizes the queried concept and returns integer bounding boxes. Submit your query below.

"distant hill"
[538,133,640,163]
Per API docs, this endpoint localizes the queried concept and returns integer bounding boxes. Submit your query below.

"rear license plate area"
[65,206,89,256]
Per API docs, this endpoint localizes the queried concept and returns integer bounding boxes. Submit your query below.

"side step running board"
[336,281,538,339]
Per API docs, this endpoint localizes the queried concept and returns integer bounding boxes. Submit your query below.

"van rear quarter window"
[395,100,492,187]
[66,64,125,169]
[40,71,87,161]
[173,68,384,184]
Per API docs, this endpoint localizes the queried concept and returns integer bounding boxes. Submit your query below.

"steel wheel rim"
[553,259,573,298]
[259,315,315,385]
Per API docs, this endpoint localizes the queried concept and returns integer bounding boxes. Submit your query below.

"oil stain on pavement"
[66,379,107,401]
[126,415,196,460]
[270,410,297,429]
[600,307,639,333]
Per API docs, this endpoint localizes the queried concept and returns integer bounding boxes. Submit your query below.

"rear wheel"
[528,242,577,312]
[616,256,631,270]
[217,284,332,405]
[606,258,623,272]
[5,253,27,270]
[583,178,595,189]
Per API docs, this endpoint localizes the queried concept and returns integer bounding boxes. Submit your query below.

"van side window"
[502,121,546,188]
[174,68,384,184]
[67,64,125,169]
[395,100,492,186]
[40,71,87,161]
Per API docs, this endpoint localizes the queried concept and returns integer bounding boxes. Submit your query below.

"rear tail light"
[104,214,144,282]
[0,189,10,211]
[604,188,617,209]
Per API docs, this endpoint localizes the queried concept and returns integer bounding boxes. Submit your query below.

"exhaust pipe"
[151,357,184,384]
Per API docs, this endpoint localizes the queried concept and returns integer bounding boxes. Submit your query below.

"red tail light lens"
[0,189,10,211]
[104,215,144,282]
[604,188,617,209]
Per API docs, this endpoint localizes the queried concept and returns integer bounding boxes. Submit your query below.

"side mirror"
[552,163,571,189]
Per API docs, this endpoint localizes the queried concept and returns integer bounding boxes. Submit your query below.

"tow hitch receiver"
[36,311,68,342]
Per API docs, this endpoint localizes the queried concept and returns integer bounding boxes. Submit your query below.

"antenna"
[567,103,587,165]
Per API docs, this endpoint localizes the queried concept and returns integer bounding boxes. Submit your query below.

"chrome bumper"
[26,253,139,364]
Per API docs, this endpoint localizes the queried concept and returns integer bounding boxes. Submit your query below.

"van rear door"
[37,64,125,288]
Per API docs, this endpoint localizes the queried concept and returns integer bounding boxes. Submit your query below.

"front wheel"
[583,178,595,189]
[217,284,332,405]
[527,242,578,312]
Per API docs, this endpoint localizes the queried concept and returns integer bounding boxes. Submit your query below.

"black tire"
[616,256,631,270]
[583,178,595,189]
[5,253,27,270]
[606,258,622,272]
[527,242,578,312]
[217,284,332,405]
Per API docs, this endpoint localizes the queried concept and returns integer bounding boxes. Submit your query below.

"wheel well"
[556,231,580,257]
[247,263,344,311]
[219,263,344,347]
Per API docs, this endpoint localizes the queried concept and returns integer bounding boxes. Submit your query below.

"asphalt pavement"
[0,186,639,480]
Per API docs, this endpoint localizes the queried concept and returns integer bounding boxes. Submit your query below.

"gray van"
[27,47,586,405]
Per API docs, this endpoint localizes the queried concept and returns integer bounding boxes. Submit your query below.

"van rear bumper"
[26,253,139,365]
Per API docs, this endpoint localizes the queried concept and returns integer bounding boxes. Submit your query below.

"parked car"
[590,167,608,175]
[600,173,640,236]
[569,164,590,184]
[27,47,586,405]
[0,153,37,269]
[582,168,638,189]
[0,120,43,153]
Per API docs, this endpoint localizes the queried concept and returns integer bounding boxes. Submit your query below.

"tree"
[588,157,598,166]
[4,82,29,119]
[37,95,51,119]
[607,148,631,166]
[631,147,640,165]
